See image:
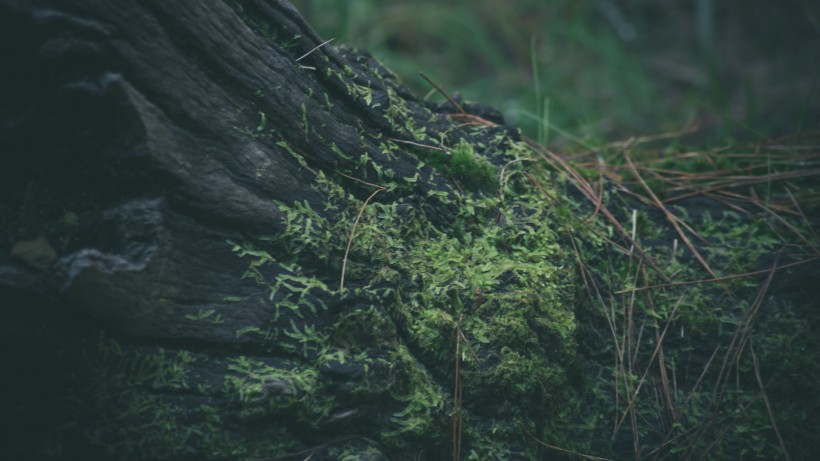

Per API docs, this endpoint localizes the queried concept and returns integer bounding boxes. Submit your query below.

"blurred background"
[293,0,820,148]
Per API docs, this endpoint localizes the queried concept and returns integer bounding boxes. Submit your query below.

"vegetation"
[222,103,820,459]
[542,135,820,460]
[294,0,819,144]
[279,1,820,459]
[58,123,820,461]
[15,2,816,460]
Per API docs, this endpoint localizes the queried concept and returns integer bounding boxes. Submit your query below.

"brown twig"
[750,341,792,461]
[340,186,385,291]
[709,250,780,412]
[419,71,466,115]
[335,170,390,190]
[614,256,819,294]
[453,314,463,461]
[786,186,819,242]
[614,294,684,433]
[624,150,716,277]
[516,421,616,461]
[446,113,498,126]
[524,141,670,281]
[388,137,449,153]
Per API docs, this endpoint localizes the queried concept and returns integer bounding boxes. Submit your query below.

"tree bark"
[5,1,818,461]
[1,1,562,459]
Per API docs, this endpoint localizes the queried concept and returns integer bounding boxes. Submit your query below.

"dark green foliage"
[294,0,820,143]
[559,142,820,460]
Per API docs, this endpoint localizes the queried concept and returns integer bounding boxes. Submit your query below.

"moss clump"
[448,139,499,192]
[414,138,499,193]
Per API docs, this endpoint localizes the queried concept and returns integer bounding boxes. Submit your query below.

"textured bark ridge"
[1,1,577,459]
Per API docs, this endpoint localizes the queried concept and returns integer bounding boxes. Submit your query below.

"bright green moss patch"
[412,139,499,192]
[218,134,581,457]
[449,140,499,192]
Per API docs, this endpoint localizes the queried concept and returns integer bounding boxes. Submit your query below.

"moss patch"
[223,133,580,458]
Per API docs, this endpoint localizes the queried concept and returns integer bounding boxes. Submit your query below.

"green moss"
[449,140,499,192]
[383,344,447,440]
[563,142,820,459]
[219,132,580,457]
[412,139,499,193]
[77,335,347,460]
